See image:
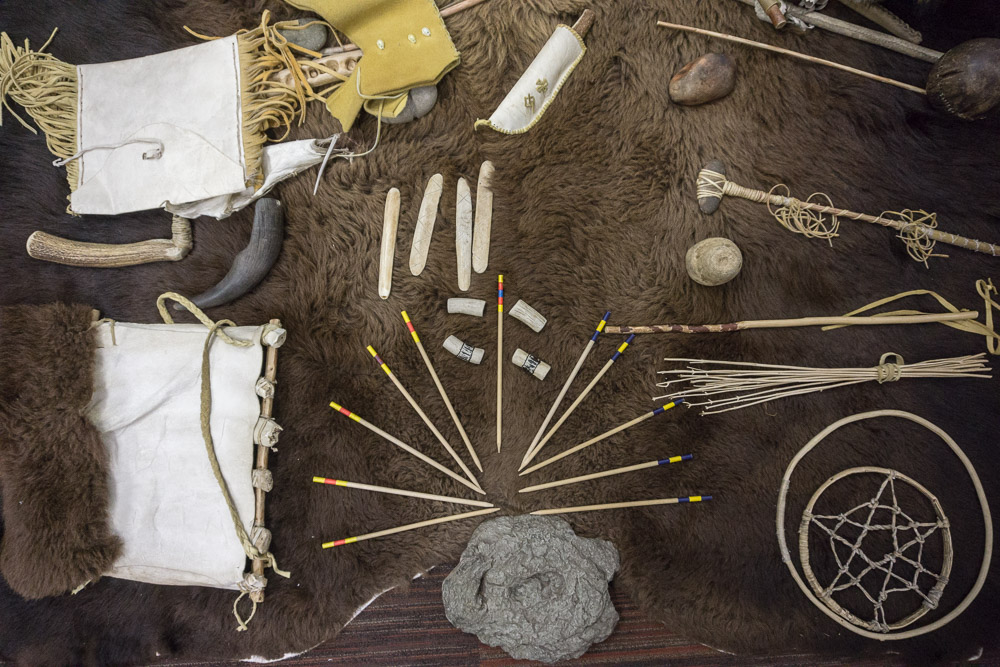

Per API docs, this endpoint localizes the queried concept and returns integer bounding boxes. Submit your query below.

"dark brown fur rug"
[1,0,999,664]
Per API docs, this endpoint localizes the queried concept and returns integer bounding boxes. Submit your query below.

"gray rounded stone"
[669,53,737,106]
[382,85,438,124]
[278,18,328,53]
[442,515,620,664]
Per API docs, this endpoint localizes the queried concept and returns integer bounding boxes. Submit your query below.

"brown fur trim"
[0,303,120,599]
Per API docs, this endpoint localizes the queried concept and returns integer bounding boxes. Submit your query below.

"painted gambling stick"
[322,507,500,548]
[328,402,485,494]
[497,274,503,453]
[401,310,482,471]
[313,476,493,508]
[521,401,684,475]
[366,345,483,490]
[520,334,637,469]
[520,311,610,469]
[531,496,712,515]
[519,454,692,493]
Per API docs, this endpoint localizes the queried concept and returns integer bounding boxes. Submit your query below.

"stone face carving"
[442,515,620,663]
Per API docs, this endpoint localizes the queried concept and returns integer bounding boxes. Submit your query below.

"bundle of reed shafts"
[655,353,991,414]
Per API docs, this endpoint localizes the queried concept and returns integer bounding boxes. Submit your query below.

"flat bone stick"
[328,402,484,494]
[378,188,400,299]
[401,311,483,472]
[497,274,504,453]
[697,164,1000,260]
[313,476,493,508]
[531,495,712,516]
[521,311,610,469]
[366,346,483,490]
[456,178,473,291]
[656,20,926,94]
[521,401,684,476]
[521,335,636,469]
[519,454,693,493]
[731,0,939,63]
[410,174,443,276]
[322,507,500,548]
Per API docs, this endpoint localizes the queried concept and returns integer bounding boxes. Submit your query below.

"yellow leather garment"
[285,0,460,130]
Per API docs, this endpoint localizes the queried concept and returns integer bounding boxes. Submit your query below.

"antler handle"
[26,215,192,268]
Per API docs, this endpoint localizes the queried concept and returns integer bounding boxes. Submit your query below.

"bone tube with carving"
[509,299,547,332]
[447,298,486,317]
[444,335,485,365]
[512,348,551,381]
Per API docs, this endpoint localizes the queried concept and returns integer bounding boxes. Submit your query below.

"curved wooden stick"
[26,215,192,267]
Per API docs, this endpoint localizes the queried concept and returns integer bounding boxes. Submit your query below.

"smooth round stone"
[669,53,737,106]
[686,237,743,286]
[382,85,439,124]
[278,18,328,52]
[927,38,1000,120]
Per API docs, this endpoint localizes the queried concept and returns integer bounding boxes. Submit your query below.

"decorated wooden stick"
[378,188,400,299]
[472,161,494,274]
[447,298,485,317]
[521,334,636,469]
[521,312,610,469]
[519,454,693,493]
[456,178,473,291]
[443,335,485,364]
[509,299,547,332]
[530,496,712,515]
[521,401,684,476]
[409,174,443,276]
[366,346,483,491]
[696,162,1000,264]
[604,311,977,335]
[497,274,504,453]
[322,506,500,548]
[328,402,485,494]
[313,476,493,508]
[512,348,551,380]
[401,311,483,472]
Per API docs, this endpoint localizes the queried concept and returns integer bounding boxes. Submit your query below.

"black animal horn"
[178,198,284,310]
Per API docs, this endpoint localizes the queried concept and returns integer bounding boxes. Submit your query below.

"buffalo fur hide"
[1,0,999,664]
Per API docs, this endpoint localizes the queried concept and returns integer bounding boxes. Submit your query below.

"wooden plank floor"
[217,565,909,666]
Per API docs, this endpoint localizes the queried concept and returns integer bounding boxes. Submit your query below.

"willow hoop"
[776,410,992,640]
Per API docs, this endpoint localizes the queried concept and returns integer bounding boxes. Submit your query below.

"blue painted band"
[652,406,665,416]
[590,331,600,342]
[679,497,690,503]
[611,350,622,362]
[625,334,636,344]
[681,453,693,461]
[703,495,713,501]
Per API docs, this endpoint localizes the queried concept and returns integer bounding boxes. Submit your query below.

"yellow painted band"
[662,402,676,410]
[321,542,334,549]
[690,496,702,502]
[410,331,420,342]
[349,413,361,423]
[312,476,325,483]
[336,480,348,487]
[669,456,682,463]
[499,305,504,312]
[366,345,377,357]
[617,341,630,353]
[346,536,357,544]
[596,321,606,331]
[498,274,503,281]
[401,311,411,322]
[329,401,341,411]
[380,363,391,375]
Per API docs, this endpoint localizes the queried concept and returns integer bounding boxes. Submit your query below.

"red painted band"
[332,539,347,547]
[406,322,416,333]
[338,407,352,417]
